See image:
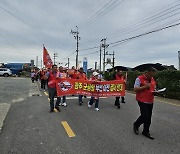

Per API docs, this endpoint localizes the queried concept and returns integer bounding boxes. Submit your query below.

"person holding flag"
[56,66,68,107]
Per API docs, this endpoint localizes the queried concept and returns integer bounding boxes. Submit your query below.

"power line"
[80,0,127,29]
[79,0,114,26]
[107,6,180,40]
[110,22,180,47]
[81,0,180,46]
[108,10,180,41]
[79,21,180,51]
[0,6,65,48]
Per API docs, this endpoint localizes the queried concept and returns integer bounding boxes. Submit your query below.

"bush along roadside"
[104,70,180,100]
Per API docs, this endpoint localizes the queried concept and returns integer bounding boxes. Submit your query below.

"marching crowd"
[31,65,157,140]
[31,65,127,112]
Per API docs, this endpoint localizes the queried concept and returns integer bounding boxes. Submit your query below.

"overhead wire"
[81,0,180,46]
[0,5,65,48]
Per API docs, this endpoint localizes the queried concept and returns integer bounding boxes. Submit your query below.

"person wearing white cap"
[88,71,100,111]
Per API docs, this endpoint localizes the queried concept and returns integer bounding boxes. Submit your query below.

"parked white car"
[0,68,12,77]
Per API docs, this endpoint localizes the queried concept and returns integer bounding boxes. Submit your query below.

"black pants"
[48,87,61,109]
[31,77,34,83]
[134,102,153,133]
[41,79,46,90]
[115,96,125,106]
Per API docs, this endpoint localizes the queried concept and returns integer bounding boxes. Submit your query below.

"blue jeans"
[60,96,66,103]
[89,97,99,108]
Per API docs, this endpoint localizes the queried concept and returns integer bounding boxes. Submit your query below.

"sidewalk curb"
[0,103,11,133]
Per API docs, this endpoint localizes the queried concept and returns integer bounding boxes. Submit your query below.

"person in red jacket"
[45,65,61,113]
[40,68,47,91]
[77,67,87,105]
[133,67,157,139]
[114,70,126,109]
[56,66,67,107]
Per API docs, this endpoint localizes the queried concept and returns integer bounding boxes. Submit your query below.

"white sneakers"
[88,101,92,108]
[59,102,67,107]
[62,102,67,107]
[88,101,99,111]
[95,108,100,111]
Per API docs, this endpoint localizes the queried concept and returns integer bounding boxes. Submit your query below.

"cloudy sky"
[0,0,180,69]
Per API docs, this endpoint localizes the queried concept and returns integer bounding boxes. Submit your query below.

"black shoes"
[121,100,126,103]
[49,107,61,113]
[79,101,83,106]
[117,105,120,109]
[49,108,54,113]
[133,123,139,135]
[142,132,154,140]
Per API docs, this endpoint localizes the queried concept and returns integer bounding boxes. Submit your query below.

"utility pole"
[112,51,115,70]
[68,58,70,69]
[178,50,180,70]
[70,26,80,69]
[99,42,102,72]
[53,53,58,65]
[101,38,109,74]
[95,62,97,70]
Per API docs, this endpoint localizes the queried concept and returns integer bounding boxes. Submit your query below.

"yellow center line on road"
[61,121,76,138]
[44,92,48,96]
[54,108,58,112]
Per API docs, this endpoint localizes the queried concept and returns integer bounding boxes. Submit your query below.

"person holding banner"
[77,67,87,105]
[56,66,67,107]
[45,65,61,113]
[88,72,100,111]
[114,70,126,109]
[133,67,157,140]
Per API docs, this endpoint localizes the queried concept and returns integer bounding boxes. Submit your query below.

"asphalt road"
[0,77,31,104]
[0,81,179,154]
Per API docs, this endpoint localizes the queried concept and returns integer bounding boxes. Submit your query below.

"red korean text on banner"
[56,78,125,97]
[43,46,53,68]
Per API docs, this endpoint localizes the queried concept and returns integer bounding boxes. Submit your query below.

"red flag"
[43,46,53,68]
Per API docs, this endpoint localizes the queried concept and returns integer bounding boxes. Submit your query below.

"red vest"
[115,74,124,81]
[48,71,57,88]
[136,75,156,103]
[78,73,87,80]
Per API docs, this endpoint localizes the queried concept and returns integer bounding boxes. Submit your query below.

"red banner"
[43,46,53,68]
[56,78,125,97]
